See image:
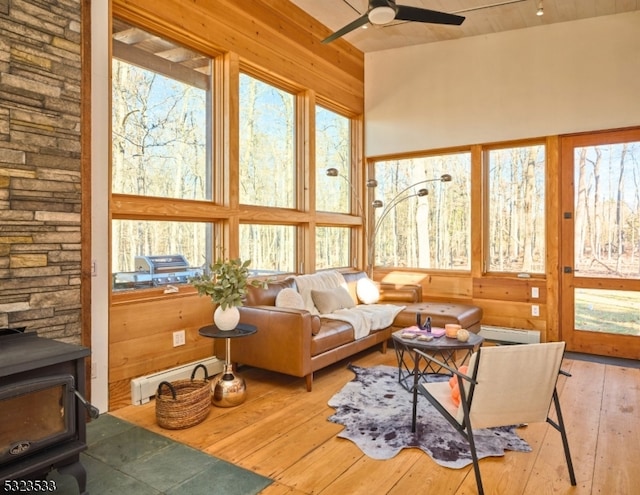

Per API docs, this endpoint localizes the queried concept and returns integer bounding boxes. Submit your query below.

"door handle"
[563,266,572,273]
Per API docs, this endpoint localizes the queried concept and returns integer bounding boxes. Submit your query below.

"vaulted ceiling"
[290,0,640,52]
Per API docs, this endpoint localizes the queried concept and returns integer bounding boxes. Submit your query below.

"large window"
[487,144,545,274]
[372,153,471,270]
[316,106,351,213]
[112,20,211,200]
[111,20,214,291]
[315,106,355,269]
[239,73,295,208]
[111,20,363,291]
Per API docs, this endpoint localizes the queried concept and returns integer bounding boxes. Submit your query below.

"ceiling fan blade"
[322,14,370,44]
[395,6,465,26]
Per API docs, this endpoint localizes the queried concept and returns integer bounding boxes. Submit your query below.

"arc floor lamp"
[327,168,451,276]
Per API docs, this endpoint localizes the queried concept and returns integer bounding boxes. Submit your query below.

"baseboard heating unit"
[478,325,540,344]
[130,357,223,405]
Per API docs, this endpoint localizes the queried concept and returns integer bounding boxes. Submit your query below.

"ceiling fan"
[321,0,465,44]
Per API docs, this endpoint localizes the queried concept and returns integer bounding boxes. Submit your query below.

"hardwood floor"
[112,347,640,494]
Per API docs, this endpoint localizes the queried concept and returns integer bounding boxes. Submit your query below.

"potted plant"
[190,256,265,330]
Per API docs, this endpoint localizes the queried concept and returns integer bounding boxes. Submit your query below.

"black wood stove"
[0,330,97,494]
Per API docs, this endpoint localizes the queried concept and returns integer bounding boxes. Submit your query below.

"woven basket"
[155,364,211,429]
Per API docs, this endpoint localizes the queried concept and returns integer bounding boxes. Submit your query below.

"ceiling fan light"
[368,6,396,25]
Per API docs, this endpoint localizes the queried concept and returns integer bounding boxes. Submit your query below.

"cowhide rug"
[327,364,531,468]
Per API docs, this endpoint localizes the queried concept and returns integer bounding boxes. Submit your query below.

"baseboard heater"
[130,356,223,405]
[479,325,540,344]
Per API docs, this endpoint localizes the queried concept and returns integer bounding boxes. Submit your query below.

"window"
[372,153,471,270]
[573,140,640,278]
[316,226,350,269]
[239,73,295,208]
[239,224,296,275]
[487,144,545,273]
[112,220,212,290]
[111,20,211,200]
[316,106,351,213]
[315,106,355,269]
[111,19,214,291]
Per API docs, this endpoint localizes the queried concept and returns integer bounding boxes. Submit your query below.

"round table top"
[392,329,483,351]
[198,323,257,339]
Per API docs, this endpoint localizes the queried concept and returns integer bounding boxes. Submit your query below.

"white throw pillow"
[356,277,380,304]
[275,288,305,310]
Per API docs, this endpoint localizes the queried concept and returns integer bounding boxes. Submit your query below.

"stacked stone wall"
[0,0,83,343]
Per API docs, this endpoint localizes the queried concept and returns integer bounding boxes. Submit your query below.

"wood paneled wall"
[376,269,548,336]
[109,291,215,410]
[112,0,364,113]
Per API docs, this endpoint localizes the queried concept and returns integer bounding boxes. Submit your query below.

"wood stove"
[0,330,95,494]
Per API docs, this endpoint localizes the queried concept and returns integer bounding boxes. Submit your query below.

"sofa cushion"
[311,319,355,356]
[294,271,348,314]
[356,277,380,304]
[275,288,305,310]
[311,287,355,314]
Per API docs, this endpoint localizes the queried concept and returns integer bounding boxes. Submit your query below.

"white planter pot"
[214,305,240,331]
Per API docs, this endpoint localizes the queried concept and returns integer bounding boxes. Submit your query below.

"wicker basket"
[155,364,211,429]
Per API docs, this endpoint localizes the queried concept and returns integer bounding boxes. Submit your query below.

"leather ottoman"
[392,302,483,334]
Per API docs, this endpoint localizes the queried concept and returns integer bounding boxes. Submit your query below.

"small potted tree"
[190,256,264,330]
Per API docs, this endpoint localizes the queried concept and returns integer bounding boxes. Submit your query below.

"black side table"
[199,323,257,407]
[392,329,483,432]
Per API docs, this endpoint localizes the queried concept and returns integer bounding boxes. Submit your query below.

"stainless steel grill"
[113,255,202,290]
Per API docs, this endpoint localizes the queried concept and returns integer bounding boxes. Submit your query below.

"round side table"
[199,323,257,407]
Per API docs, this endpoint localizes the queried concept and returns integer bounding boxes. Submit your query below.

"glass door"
[560,128,640,359]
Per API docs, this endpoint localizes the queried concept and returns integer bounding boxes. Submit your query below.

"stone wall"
[0,0,83,343]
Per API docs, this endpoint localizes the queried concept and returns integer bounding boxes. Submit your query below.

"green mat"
[49,414,272,495]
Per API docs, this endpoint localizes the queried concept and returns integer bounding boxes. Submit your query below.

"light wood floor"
[112,347,640,494]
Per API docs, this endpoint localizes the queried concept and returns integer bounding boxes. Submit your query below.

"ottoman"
[392,302,483,334]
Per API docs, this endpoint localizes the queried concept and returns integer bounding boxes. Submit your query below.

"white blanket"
[323,304,406,340]
[294,271,348,315]
[293,271,405,339]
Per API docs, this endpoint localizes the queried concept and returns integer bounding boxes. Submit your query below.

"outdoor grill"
[113,255,202,290]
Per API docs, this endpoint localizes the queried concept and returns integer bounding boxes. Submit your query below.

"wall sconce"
[368,174,452,275]
[536,1,544,16]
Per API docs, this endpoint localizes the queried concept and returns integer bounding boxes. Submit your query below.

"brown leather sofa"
[227,271,482,391]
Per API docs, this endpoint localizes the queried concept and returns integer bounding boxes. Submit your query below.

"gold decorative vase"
[212,364,246,407]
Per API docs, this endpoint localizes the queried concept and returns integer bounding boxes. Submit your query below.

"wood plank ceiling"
[290,0,640,52]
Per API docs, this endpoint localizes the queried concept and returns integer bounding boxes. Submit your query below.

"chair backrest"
[457,342,566,429]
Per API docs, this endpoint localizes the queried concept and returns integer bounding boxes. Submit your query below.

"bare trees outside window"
[316,227,350,270]
[316,106,350,213]
[372,153,471,270]
[239,74,295,208]
[315,106,352,269]
[111,20,213,285]
[239,224,296,275]
[112,21,211,200]
[488,144,545,274]
[574,141,640,278]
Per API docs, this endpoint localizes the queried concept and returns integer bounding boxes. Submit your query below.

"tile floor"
[48,414,272,495]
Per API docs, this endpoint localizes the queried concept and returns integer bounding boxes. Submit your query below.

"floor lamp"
[369,174,452,274]
[325,168,377,272]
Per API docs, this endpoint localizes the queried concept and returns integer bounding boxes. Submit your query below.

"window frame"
[367,149,472,273]
[110,16,366,302]
[483,139,547,277]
